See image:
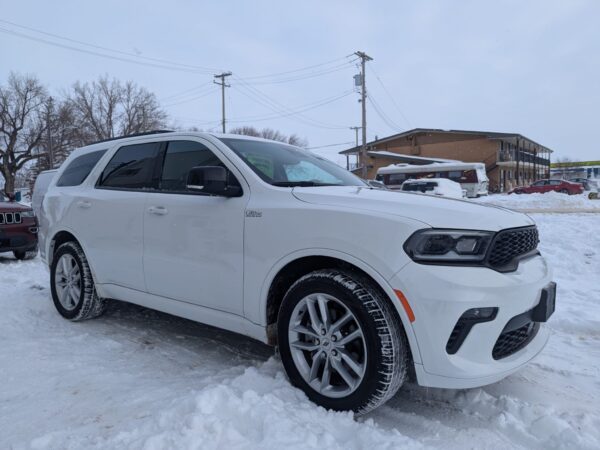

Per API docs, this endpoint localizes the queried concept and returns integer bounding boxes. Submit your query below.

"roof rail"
[90,130,175,145]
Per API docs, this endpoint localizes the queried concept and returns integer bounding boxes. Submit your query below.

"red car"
[509,179,584,195]
[0,192,38,260]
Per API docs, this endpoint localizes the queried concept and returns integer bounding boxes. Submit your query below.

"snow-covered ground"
[474,191,600,211]
[1,212,599,449]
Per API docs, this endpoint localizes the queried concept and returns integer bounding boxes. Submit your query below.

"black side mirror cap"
[186,166,242,197]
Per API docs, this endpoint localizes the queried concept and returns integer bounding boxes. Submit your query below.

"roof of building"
[551,160,600,168]
[339,128,554,155]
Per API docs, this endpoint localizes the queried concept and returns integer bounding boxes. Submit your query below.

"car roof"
[68,131,292,159]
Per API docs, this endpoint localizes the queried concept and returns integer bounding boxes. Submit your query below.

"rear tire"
[559,188,569,195]
[50,241,105,321]
[277,269,408,415]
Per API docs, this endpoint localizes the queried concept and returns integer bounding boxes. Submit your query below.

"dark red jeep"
[0,192,38,260]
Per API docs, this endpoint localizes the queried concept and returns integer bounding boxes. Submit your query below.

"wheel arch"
[48,229,80,266]
[262,250,421,364]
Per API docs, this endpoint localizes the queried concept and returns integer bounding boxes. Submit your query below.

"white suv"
[38,131,555,414]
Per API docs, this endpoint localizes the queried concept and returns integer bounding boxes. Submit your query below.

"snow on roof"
[367,151,461,164]
[377,161,486,174]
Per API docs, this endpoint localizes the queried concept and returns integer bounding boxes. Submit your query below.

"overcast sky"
[1,0,598,164]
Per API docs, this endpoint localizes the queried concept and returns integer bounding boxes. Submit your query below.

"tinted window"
[160,140,239,193]
[99,142,161,189]
[402,182,437,192]
[548,180,561,185]
[56,150,107,187]
[387,173,406,184]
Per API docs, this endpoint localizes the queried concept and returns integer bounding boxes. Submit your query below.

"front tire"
[50,241,105,321]
[277,269,408,415]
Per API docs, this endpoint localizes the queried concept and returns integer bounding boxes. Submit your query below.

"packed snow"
[474,191,600,211]
[1,212,599,449]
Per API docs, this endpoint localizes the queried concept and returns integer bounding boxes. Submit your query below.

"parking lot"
[1,198,599,449]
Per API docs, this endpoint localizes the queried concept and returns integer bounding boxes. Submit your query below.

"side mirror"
[186,166,241,197]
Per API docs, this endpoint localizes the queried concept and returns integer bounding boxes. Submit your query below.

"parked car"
[509,179,584,195]
[37,131,555,414]
[401,178,466,199]
[568,177,598,192]
[32,169,58,217]
[0,192,38,260]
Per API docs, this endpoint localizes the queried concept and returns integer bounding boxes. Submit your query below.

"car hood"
[292,186,534,231]
[0,202,32,213]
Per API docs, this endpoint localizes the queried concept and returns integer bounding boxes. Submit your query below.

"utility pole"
[354,51,372,178]
[349,126,361,147]
[349,126,362,171]
[46,97,54,170]
[214,72,232,133]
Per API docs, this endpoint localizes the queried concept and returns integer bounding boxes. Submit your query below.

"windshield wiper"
[271,181,340,187]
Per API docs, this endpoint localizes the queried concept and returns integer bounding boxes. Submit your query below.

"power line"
[368,65,412,128]
[238,60,358,85]
[227,90,354,123]
[241,55,353,80]
[305,141,354,150]
[232,76,350,130]
[0,26,216,74]
[159,82,214,102]
[163,86,220,107]
[0,19,220,73]
[0,19,359,86]
[367,94,404,131]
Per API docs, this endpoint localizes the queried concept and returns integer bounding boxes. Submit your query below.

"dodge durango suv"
[37,131,555,414]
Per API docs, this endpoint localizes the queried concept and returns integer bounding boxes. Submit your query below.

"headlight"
[404,229,493,263]
[20,210,35,218]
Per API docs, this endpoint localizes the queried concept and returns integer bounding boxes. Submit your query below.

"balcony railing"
[498,149,550,166]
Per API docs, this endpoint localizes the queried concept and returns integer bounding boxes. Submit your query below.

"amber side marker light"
[394,289,415,323]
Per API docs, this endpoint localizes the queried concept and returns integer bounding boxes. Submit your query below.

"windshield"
[219,138,365,187]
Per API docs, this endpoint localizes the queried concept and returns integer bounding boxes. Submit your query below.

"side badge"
[245,210,263,218]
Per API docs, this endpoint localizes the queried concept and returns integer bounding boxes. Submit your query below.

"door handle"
[77,200,92,209]
[148,206,168,216]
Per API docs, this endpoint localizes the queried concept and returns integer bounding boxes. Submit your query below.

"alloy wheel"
[54,254,82,311]
[287,293,367,398]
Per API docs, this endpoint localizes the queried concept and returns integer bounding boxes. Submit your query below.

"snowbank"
[1,213,599,449]
[474,191,600,211]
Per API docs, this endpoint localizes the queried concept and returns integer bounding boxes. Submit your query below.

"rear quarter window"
[56,150,107,187]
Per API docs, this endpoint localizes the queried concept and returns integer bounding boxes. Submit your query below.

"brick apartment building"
[340,128,553,193]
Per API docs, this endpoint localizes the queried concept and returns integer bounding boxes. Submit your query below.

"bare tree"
[229,126,308,147]
[67,76,167,143]
[0,73,48,195]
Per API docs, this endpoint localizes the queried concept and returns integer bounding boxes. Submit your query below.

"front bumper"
[0,221,39,254]
[389,254,553,388]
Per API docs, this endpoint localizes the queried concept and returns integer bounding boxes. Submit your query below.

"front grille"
[488,226,539,269]
[492,321,539,360]
[0,212,22,225]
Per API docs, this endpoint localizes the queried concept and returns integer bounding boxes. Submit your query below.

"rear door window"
[56,150,107,187]
[99,142,162,190]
